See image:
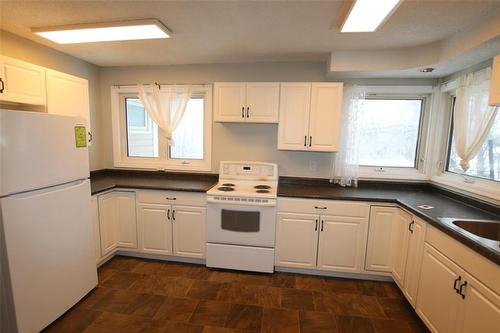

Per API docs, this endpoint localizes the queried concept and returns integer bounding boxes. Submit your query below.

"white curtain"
[138,84,192,145]
[330,85,365,187]
[453,67,498,172]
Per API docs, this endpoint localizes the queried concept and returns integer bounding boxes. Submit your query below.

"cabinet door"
[0,56,46,105]
[115,192,137,249]
[98,192,118,257]
[277,83,311,150]
[416,244,462,333]
[365,206,398,272]
[91,195,101,263]
[317,215,368,273]
[308,83,343,152]
[172,205,206,259]
[246,82,280,123]
[391,209,411,287]
[489,55,500,106]
[138,204,173,255]
[275,213,319,269]
[456,272,500,333]
[46,69,90,130]
[403,217,427,307]
[214,82,246,122]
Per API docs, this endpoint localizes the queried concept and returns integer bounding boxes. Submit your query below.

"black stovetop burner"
[217,186,235,192]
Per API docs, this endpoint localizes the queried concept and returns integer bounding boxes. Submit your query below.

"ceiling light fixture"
[32,19,171,44]
[340,0,403,33]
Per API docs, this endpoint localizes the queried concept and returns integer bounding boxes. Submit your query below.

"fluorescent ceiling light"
[341,0,402,32]
[32,19,171,44]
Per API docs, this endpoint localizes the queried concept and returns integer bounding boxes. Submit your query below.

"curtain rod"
[113,82,211,88]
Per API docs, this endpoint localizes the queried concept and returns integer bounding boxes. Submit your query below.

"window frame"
[431,81,500,204]
[111,84,212,172]
[357,86,433,181]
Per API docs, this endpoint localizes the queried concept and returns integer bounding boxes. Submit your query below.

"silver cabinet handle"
[458,281,467,299]
[165,197,176,200]
[241,106,245,118]
[246,107,250,118]
[167,209,171,220]
[409,220,415,234]
[309,136,312,147]
[172,210,176,221]
[0,78,4,93]
[315,219,318,231]
[314,206,327,210]
[321,220,324,232]
[453,276,461,293]
[304,136,307,147]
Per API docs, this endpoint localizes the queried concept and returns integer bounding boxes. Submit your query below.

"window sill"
[431,173,500,205]
[113,160,212,173]
[359,167,428,181]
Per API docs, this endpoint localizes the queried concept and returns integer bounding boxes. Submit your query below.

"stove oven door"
[206,202,276,247]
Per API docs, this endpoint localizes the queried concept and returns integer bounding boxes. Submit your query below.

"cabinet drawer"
[425,225,500,295]
[278,198,369,218]
[137,190,206,206]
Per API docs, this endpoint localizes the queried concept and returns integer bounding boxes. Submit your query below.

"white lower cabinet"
[416,228,500,333]
[275,213,319,269]
[317,215,368,273]
[391,209,412,287]
[172,205,206,259]
[97,191,138,257]
[417,244,462,333]
[365,206,399,272]
[138,204,173,255]
[402,216,426,306]
[98,192,119,257]
[91,195,102,263]
[275,198,369,273]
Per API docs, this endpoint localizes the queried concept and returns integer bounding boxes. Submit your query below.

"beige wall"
[99,63,342,177]
[0,30,104,170]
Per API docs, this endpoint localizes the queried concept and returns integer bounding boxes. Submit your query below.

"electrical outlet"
[309,160,317,172]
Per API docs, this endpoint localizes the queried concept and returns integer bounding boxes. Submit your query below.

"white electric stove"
[206,161,278,273]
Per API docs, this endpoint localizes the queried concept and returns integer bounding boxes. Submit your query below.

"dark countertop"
[89,170,499,265]
[90,169,218,195]
[278,178,500,265]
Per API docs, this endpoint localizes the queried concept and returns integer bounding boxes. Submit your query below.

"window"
[111,85,212,171]
[358,98,424,168]
[446,97,500,182]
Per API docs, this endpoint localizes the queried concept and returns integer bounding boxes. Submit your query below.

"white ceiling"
[1,0,499,70]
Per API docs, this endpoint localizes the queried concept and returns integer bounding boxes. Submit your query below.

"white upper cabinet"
[245,83,280,123]
[308,83,343,152]
[213,82,246,122]
[0,55,46,105]
[278,82,343,152]
[489,55,500,106]
[46,69,90,128]
[277,83,311,150]
[214,82,279,123]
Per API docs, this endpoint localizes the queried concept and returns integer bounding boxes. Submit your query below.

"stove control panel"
[219,161,278,181]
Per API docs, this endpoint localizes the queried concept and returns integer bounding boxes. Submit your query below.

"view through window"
[446,98,500,181]
[358,98,424,168]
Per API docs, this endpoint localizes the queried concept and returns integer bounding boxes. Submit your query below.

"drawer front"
[137,190,206,206]
[278,197,369,218]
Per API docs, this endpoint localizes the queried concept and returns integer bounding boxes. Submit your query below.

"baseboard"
[275,266,394,282]
[115,250,206,265]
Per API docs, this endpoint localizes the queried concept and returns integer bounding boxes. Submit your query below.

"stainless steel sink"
[452,220,500,242]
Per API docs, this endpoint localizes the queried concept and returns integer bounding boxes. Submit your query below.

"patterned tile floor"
[43,256,430,333]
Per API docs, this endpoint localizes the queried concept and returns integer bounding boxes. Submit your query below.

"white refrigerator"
[0,110,98,333]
